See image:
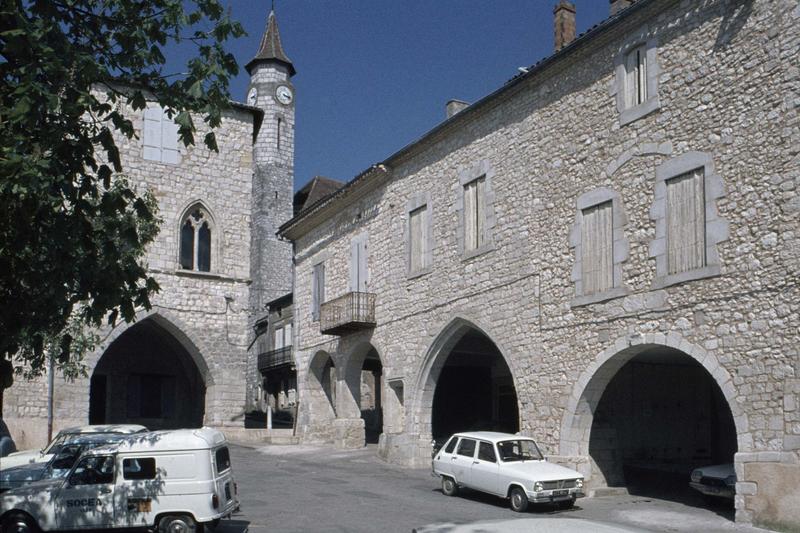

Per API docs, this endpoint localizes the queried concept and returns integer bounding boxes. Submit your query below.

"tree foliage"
[0,0,245,377]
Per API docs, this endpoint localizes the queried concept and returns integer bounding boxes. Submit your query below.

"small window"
[274,326,284,350]
[123,458,157,480]
[463,177,486,252]
[215,447,231,474]
[70,455,115,486]
[179,206,213,272]
[444,437,458,454]
[478,441,497,463]
[625,45,647,109]
[456,438,477,458]
[581,201,614,295]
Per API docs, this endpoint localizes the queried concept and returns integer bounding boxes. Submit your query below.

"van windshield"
[215,446,231,474]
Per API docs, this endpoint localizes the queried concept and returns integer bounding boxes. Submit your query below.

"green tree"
[0,0,245,379]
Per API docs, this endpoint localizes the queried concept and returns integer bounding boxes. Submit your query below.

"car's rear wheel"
[509,486,529,512]
[441,476,458,496]
[159,514,197,533]
[1,512,39,533]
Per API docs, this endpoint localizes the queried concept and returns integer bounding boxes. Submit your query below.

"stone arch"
[340,341,385,444]
[411,314,521,448]
[307,350,337,421]
[176,199,222,273]
[603,141,673,178]
[559,332,750,458]
[88,309,212,429]
[87,308,213,386]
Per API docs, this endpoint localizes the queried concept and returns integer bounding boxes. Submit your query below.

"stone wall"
[288,0,799,525]
[3,98,256,449]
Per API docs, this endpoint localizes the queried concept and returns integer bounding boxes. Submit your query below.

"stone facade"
[282,0,799,528]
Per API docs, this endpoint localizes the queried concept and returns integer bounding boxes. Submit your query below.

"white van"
[0,427,238,532]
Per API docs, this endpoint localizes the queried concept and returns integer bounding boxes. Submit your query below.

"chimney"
[446,99,470,119]
[610,0,633,16]
[553,1,576,52]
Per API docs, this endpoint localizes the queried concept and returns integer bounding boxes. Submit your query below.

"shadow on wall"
[713,0,754,52]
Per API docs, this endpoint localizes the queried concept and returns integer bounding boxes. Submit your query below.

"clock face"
[247,87,257,106]
[276,85,293,105]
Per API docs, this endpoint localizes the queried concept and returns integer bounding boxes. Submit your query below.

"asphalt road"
[214,443,767,533]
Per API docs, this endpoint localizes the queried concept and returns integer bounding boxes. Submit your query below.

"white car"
[432,431,585,512]
[0,424,147,471]
[689,463,736,499]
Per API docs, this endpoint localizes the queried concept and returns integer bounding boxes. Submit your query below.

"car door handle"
[99,488,112,494]
[473,461,479,465]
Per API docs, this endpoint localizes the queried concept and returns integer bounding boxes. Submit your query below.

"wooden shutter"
[667,169,706,274]
[274,326,284,350]
[143,107,163,161]
[476,177,486,247]
[161,111,180,164]
[285,323,293,347]
[464,181,477,251]
[637,47,647,105]
[581,201,614,294]
[409,206,426,271]
[312,263,325,321]
[350,237,368,291]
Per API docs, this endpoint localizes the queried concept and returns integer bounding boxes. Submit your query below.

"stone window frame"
[649,151,728,289]
[404,191,434,279]
[612,29,660,127]
[570,188,630,307]
[176,200,221,275]
[455,159,496,260]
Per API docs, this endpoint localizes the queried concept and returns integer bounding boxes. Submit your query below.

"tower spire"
[246,8,295,76]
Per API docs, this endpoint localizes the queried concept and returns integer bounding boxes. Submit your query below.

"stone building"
[279,0,799,528]
[3,11,296,449]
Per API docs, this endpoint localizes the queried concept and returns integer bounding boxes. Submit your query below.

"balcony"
[320,291,376,336]
[257,346,294,372]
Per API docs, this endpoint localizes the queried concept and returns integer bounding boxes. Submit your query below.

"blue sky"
[217,1,610,190]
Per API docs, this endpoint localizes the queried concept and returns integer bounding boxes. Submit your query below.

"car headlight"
[690,470,703,483]
[533,482,543,492]
[575,478,584,489]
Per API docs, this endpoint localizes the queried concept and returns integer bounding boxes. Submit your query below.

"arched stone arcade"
[89,313,211,430]
[559,333,747,506]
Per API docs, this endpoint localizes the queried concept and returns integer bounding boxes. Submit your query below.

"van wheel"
[159,514,197,533]
[441,476,458,496]
[1,512,39,533]
[509,487,529,512]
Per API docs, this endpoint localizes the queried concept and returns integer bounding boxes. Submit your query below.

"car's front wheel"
[509,486,529,512]
[1,512,39,533]
[441,476,458,496]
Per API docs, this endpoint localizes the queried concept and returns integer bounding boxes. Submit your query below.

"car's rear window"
[123,458,157,480]
[456,439,476,458]
[215,446,231,474]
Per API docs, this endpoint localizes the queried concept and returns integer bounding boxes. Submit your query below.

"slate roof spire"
[246,8,295,76]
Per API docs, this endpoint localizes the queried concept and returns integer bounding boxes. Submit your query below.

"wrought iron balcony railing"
[257,346,294,372]
[320,291,376,336]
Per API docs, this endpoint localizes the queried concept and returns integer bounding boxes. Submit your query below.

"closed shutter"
[637,47,648,105]
[476,177,486,247]
[581,201,614,294]
[409,206,426,271]
[312,263,325,321]
[464,181,477,251]
[143,107,163,161]
[350,237,368,291]
[161,111,180,164]
[667,169,706,274]
[274,326,284,350]
[285,323,293,347]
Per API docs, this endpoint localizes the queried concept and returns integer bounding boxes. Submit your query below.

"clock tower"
[246,8,296,403]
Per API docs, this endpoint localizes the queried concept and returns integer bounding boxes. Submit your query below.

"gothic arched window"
[179,207,212,272]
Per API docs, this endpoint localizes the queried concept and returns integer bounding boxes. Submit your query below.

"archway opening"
[90,318,205,429]
[431,329,518,445]
[359,349,383,444]
[308,351,337,418]
[588,346,737,509]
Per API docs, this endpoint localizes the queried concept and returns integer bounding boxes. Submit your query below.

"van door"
[114,456,158,528]
[55,455,115,530]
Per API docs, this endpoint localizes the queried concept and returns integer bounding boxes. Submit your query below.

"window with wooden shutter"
[274,326,284,350]
[666,169,706,274]
[625,45,647,109]
[409,205,428,272]
[464,177,485,252]
[350,235,368,292]
[312,262,325,321]
[143,106,180,164]
[284,323,293,347]
[581,201,614,294]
